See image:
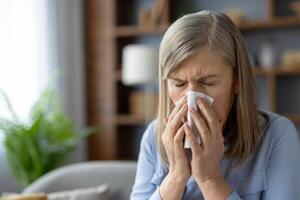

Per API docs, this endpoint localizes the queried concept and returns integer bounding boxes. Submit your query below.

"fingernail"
[184,123,188,129]
[190,107,195,113]
[198,98,205,107]
[184,123,191,132]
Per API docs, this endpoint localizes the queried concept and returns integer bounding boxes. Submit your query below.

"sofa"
[22,161,137,200]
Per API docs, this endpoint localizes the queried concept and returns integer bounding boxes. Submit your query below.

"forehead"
[170,50,230,78]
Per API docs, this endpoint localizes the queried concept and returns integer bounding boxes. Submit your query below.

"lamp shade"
[122,44,159,85]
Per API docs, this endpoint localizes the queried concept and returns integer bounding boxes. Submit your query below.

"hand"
[162,95,191,183]
[184,96,225,186]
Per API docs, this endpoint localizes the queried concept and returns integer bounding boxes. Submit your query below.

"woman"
[130,10,300,200]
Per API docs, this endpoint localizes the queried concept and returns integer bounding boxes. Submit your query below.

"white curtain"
[47,0,87,163]
[0,0,86,192]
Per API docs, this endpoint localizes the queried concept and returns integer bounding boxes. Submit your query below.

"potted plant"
[0,89,97,186]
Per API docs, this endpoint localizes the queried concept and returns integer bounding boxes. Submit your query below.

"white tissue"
[184,91,214,148]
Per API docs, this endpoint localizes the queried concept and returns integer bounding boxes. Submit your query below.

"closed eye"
[175,83,186,87]
[199,81,216,86]
[203,82,215,86]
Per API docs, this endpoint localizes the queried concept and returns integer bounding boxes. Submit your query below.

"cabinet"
[85,0,300,160]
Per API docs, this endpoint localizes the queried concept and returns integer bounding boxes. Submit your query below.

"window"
[0,0,49,123]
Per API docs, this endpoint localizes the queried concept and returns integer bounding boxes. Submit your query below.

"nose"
[187,82,202,93]
[188,84,197,92]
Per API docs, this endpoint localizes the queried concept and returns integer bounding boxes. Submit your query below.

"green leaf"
[1,88,99,186]
[0,90,19,121]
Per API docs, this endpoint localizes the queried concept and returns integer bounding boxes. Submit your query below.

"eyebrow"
[169,74,219,82]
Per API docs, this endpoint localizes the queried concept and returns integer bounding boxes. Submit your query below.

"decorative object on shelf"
[122,44,159,85]
[0,89,97,186]
[259,39,275,69]
[290,1,300,17]
[223,8,246,25]
[122,44,159,122]
[138,8,152,26]
[282,49,300,70]
[129,90,158,120]
[138,0,168,27]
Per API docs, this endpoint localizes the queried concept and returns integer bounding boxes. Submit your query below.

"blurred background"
[1,0,300,194]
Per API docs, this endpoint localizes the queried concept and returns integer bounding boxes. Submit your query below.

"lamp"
[122,44,159,122]
[122,44,159,85]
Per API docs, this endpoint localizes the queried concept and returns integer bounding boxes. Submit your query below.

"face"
[167,49,238,130]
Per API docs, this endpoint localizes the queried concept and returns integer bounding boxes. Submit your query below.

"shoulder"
[225,111,300,198]
[259,110,297,141]
[229,110,298,171]
[139,119,167,172]
[256,110,299,163]
[141,119,158,145]
[139,119,159,156]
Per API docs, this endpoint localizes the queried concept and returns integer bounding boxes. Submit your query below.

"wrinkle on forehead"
[169,52,226,81]
[170,67,214,80]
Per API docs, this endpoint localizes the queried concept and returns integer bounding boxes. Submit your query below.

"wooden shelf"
[116,68,300,81]
[114,24,170,37]
[282,114,300,123]
[253,67,300,76]
[239,16,300,30]
[86,0,300,160]
[114,16,300,38]
[115,114,153,125]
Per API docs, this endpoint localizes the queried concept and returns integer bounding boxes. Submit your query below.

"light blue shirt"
[130,110,300,199]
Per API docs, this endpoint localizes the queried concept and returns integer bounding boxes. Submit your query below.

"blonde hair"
[157,10,260,167]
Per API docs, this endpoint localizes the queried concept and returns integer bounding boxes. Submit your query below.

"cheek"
[211,85,235,125]
[168,83,184,104]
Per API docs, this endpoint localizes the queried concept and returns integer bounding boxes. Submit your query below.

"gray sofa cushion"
[22,161,137,200]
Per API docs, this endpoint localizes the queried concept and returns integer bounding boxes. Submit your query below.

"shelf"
[252,67,300,76]
[115,68,300,83]
[114,16,300,38]
[239,16,300,30]
[114,24,170,37]
[282,114,300,123]
[117,68,300,81]
[115,114,153,125]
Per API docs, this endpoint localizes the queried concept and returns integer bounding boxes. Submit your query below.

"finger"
[167,103,188,137]
[174,125,191,164]
[190,107,210,146]
[196,97,220,135]
[181,115,187,124]
[169,95,187,121]
[164,117,169,126]
[174,124,185,148]
[184,123,201,154]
